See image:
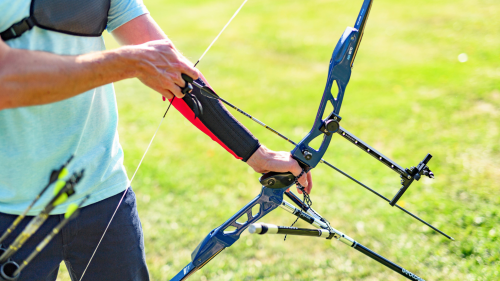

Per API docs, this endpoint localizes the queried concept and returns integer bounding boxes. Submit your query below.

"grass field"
[57,0,499,280]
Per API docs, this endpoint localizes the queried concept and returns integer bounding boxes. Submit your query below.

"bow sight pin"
[0,155,74,245]
[0,169,84,265]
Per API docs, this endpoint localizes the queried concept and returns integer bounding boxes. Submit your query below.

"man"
[0,0,312,280]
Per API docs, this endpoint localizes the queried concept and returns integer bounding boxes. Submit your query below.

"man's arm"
[112,15,312,192]
[0,27,199,110]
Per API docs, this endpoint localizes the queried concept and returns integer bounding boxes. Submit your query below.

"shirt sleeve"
[107,0,149,32]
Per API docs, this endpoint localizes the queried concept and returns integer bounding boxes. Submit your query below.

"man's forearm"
[0,46,137,110]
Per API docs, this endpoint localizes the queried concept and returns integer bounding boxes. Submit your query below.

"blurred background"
[57,0,499,280]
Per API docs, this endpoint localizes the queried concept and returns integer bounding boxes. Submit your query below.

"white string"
[79,108,168,280]
[79,0,250,278]
[194,0,248,67]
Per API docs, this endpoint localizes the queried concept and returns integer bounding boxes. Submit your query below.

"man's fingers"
[171,63,200,96]
[160,90,174,101]
[298,172,308,188]
[305,172,313,194]
[171,71,187,88]
[173,49,200,79]
[294,170,312,195]
[139,39,200,99]
[180,62,200,81]
[164,80,185,99]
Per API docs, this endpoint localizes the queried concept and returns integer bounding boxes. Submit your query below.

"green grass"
[57,0,499,280]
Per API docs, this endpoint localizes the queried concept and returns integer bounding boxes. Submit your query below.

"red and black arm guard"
[168,75,260,162]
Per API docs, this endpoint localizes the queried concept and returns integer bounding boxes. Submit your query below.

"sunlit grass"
[57,0,499,280]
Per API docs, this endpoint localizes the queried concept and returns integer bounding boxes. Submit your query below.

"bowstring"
[78,0,250,279]
[79,99,175,280]
[194,0,248,67]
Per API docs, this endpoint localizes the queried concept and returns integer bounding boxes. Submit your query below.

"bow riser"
[291,27,359,169]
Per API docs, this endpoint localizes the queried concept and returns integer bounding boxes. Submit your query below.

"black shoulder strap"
[1,17,35,41]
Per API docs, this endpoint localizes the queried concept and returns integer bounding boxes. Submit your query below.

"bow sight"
[335,126,436,207]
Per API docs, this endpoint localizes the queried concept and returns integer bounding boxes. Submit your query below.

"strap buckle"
[1,17,34,41]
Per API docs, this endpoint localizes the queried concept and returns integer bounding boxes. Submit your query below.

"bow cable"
[79,0,250,279]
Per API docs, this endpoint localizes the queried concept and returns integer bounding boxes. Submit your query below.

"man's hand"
[117,39,200,100]
[246,145,313,194]
[112,14,202,100]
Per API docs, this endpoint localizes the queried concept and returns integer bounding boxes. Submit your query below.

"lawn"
[57,0,499,280]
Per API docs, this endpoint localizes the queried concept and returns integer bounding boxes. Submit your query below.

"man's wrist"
[112,46,142,80]
[247,145,273,172]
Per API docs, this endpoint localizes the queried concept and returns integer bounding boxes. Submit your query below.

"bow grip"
[259,172,295,189]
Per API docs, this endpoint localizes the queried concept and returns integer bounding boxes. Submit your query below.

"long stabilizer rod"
[249,223,426,281]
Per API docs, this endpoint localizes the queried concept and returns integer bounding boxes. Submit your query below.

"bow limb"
[170,185,290,281]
